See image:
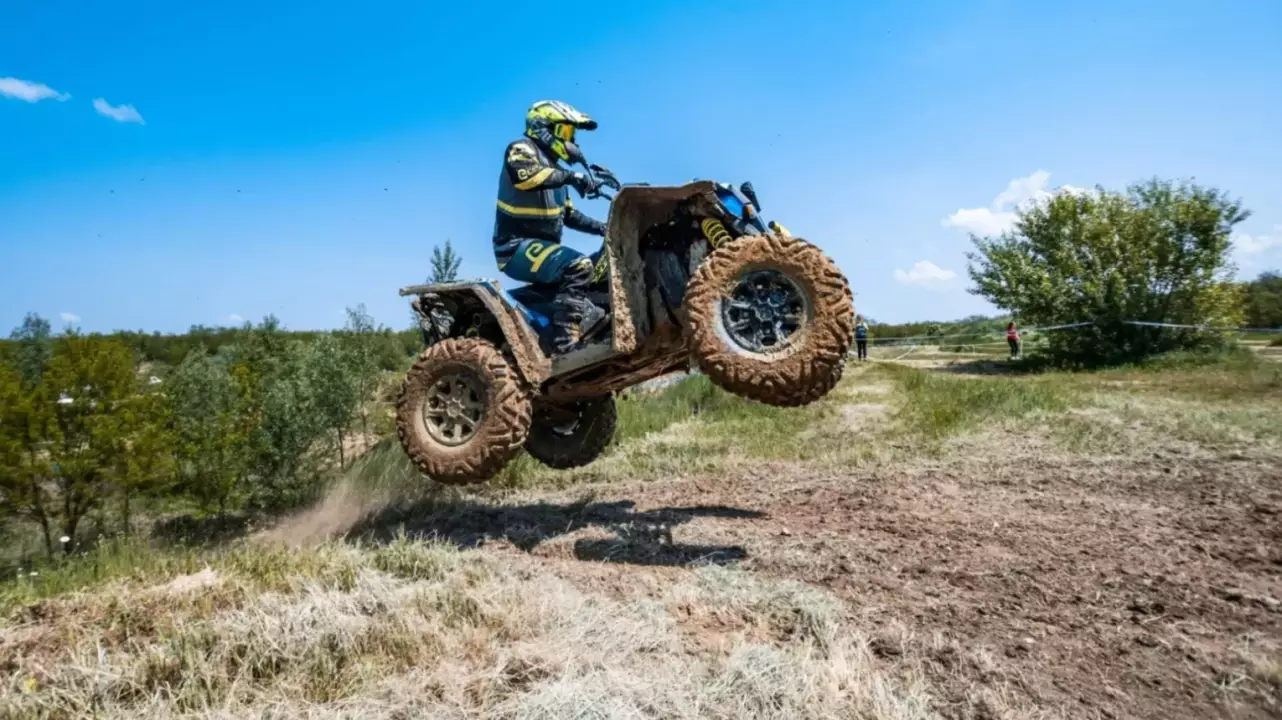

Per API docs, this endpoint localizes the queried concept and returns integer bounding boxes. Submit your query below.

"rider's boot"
[549,297,606,355]
[546,256,605,355]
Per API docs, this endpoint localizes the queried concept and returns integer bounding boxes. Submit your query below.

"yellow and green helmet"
[525,100,597,163]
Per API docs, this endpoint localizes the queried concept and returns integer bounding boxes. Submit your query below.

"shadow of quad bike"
[345,497,762,568]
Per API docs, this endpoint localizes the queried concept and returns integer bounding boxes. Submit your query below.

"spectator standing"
[1006,321,1021,360]
[855,316,869,361]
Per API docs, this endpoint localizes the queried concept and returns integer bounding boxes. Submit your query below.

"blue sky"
[3,0,1281,334]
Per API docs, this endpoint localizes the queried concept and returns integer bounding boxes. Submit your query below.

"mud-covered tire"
[685,233,854,407]
[396,338,532,484]
[524,396,618,470]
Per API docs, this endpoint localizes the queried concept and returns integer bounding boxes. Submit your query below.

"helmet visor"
[552,123,576,143]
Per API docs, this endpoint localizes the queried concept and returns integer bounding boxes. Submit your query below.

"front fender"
[603,181,724,355]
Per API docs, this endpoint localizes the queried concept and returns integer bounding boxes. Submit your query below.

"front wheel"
[684,233,854,407]
[524,396,618,470]
[396,338,532,484]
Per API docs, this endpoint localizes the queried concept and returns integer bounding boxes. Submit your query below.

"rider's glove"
[569,172,600,198]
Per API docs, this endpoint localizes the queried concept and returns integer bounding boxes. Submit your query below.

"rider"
[493,100,612,355]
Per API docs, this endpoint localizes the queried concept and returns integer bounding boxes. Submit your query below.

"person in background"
[1006,321,1021,360]
[855,316,869,361]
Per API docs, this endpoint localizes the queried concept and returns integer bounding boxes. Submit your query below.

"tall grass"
[615,373,778,442]
[0,535,208,610]
[1094,346,1282,401]
[883,364,1071,441]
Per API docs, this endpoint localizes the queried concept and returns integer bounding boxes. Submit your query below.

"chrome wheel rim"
[424,373,484,446]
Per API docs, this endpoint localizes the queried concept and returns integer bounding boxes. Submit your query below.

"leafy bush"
[2,312,377,561]
[968,179,1247,367]
[1244,271,1282,329]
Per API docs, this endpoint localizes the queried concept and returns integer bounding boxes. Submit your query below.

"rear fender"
[399,281,552,385]
[603,181,724,354]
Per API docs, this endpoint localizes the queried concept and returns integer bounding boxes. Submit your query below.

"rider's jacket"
[493,138,605,265]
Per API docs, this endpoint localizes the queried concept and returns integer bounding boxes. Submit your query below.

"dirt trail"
[301,464,1282,716]
[285,359,1282,718]
[479,447,1280,719]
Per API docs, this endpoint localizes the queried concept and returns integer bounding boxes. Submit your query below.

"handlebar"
[580,160,622,202]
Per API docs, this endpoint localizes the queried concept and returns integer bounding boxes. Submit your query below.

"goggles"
[552,123,576,143]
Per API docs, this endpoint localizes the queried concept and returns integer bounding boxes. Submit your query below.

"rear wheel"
[524,396,618,470]
[684,232,853,407]
[396,338,532,484]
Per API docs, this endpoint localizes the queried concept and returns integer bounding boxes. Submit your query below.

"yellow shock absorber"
[700,218,732,249]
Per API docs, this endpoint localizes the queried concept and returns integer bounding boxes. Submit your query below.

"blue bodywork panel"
[715,185,746,218]
[507,292,551,330]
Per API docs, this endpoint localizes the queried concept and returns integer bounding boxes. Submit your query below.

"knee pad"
[561,257,594,290]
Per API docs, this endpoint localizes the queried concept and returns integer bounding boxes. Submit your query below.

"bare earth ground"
[340,360,1282,719]
[510,456,1282,712]
[382,450,1280,719]
[5,359,1281,719]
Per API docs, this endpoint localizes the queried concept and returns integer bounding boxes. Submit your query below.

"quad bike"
[397,164,855,484]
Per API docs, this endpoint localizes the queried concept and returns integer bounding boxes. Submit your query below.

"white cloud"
[942,207,1018,237]
[943,170,1090,236]
[992,170,1052,209]
[0,76,69,103]
[894,260,957,285]
[93,97,145,124]
[1233,225,1282,255]
[227,313,245,325]
[60,312,80,324]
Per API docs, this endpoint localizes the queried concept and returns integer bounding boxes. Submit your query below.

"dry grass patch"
[2,537,936,720]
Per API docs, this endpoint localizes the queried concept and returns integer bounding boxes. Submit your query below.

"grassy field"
[4,349,1281,719]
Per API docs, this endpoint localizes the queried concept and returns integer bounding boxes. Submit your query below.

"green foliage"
[111,382,176,534]
[430,239,462,284]
[41,334,143,549]
[968,178,1248,366]
[0,364,29,534]
[102,312,420,371]
[1,309,393,566]
[0,334,153,557]
[308,333,362,469]
[1244,271,1282,329]
[343,304,383,438]
[867,315,1013,347]
[246,341,330,512]
[8,313,53,387]
[168,349,249,515]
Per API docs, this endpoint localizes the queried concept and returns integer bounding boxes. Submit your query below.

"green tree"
[1244,271,1282,329]
[430,239,462,283]
[248,340,328,511]
[9,313,53,388]
[168,349,248,515]
[37,334,139,552]
[0,362,50,551]
[967,179,1247,366]
[343,304,381,437]
[113,386,176,534]
[309,334,362,469]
